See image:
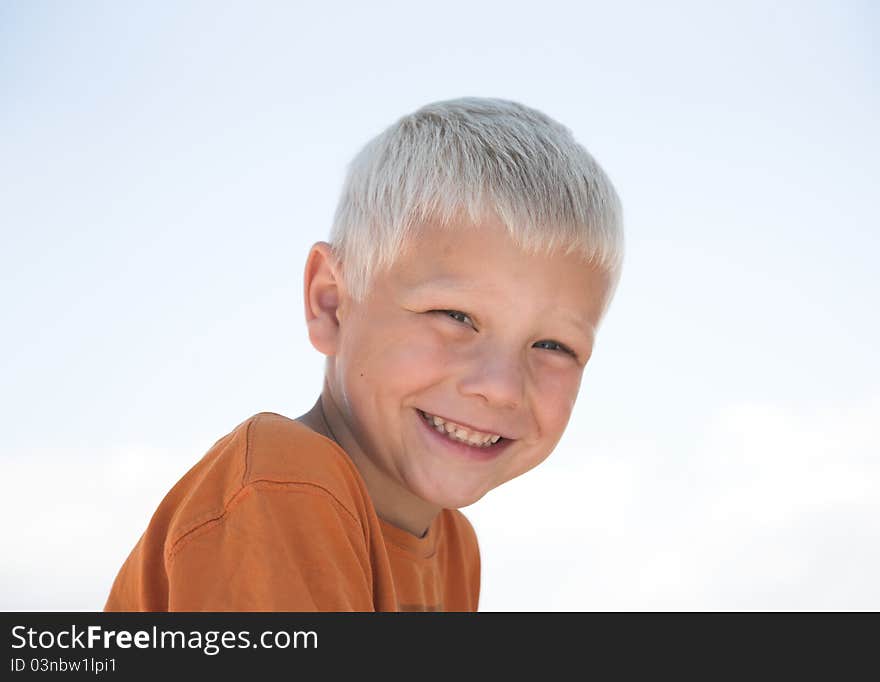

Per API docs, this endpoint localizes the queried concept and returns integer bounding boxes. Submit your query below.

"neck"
[296,389,440,538]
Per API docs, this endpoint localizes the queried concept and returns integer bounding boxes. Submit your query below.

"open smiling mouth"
[416,409,507,449]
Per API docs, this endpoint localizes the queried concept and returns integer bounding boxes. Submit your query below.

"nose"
[457,347,525,409]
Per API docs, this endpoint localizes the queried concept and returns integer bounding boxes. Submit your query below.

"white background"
[1,1,877,610]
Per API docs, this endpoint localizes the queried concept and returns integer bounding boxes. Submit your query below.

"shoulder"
[441,508,479,550]
[163,411,373,551]
[241,411,364,495]
[437,509,481,610]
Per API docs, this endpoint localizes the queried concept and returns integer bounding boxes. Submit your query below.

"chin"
[415,481,492,511]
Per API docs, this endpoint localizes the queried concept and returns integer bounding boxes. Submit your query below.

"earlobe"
[303,242,344,356]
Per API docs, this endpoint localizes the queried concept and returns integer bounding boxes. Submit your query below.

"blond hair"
[330,97,623,300]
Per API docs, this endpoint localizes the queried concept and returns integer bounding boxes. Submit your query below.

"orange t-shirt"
[105,412,480,611]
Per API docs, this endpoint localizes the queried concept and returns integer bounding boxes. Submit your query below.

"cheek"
[339,318,452,396]
[530,368,582,432]
[503,371,580,482]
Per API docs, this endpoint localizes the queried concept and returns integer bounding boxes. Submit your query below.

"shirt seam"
[381,537,439,560]
[165,479,365,564]
[242,412,258,487]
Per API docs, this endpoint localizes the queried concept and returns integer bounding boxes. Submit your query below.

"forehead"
[386,218,613,327]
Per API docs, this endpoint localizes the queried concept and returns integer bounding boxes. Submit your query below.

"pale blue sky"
[1,1,878,609]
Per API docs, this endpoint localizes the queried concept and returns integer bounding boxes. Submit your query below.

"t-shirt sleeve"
[165,482,375,611]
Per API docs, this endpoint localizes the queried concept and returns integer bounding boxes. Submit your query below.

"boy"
[105,97,623,611]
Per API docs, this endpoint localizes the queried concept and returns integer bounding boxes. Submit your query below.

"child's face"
[327,216,614,511]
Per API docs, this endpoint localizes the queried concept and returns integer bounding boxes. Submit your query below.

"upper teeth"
[421,411,502,448]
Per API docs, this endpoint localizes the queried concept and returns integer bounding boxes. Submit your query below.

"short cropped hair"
[329,97,624,301]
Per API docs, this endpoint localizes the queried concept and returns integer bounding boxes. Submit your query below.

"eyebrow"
[405,277,479,295]
[563,314,597,341]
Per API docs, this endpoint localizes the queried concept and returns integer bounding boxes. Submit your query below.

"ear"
[303,242,345,356]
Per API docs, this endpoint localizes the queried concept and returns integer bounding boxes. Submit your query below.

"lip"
[414,409,512,462]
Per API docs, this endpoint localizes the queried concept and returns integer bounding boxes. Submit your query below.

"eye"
[433,309,476,329]
[533,340,578,358]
